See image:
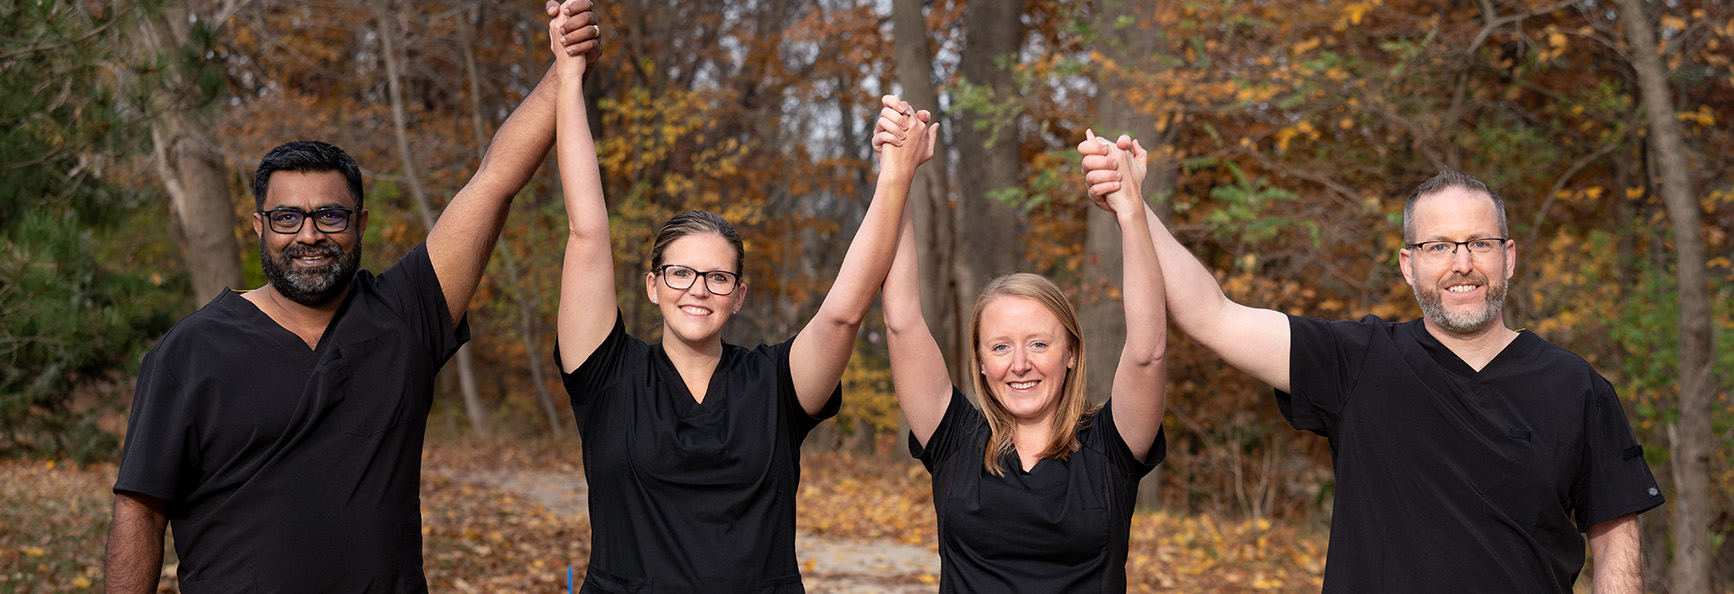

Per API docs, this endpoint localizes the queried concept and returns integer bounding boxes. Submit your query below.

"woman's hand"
[1079,129,1147,216]
[872,94,938,181]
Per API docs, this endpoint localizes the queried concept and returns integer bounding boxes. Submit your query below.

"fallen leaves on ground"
[2,439,1328,593]
[0,459,114,592]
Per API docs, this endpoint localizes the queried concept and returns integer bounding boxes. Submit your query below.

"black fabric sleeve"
[372,242,468,362]
[113,349,196,502]
[1278,315,1373,437]
[556,311,640,411]
[765,334,842,441]
[909,387,980,473]
[1097,400,1165,477]
[1572,379,1666,531]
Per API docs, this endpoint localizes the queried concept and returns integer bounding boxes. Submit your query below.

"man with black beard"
[1081,140,1662,594]
[103,3,602,592]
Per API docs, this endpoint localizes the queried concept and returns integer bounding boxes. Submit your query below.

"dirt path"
[430,467,938,593]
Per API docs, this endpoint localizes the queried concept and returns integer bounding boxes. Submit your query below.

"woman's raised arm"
[788,95,938,415]
[1081,130,1167,462]
[552,10,615,373]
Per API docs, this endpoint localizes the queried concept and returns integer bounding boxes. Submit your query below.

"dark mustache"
[281,242,341,259]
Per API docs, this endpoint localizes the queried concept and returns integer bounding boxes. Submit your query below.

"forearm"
[1141,200,1291,390]
[426,65,561,319]
[1142,201,1233,336]
[1589,515,1643,594]
[814,168,915,329]
[1118,205,1166,367]
[104,493,168,594]
[788,167,914,412]
[470,66,561,203]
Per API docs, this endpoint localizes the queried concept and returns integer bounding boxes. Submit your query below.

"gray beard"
[1415,277,1506,334]
[259,238,360,306]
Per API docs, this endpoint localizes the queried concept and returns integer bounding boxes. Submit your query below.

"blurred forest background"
[2,0,1731,591]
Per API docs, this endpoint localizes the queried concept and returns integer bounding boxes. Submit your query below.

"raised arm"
[1080,133,1293,392]
[884,185,953,446]
[788,95,938,416]
[424,0,600,327]
[1078,133,1166,461]
[104,492,168,594]
[549,8,615,372]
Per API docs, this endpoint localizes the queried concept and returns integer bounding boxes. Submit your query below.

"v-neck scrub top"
[114,243,465,593]
[912,387,1164,593]
[560,313,841,594]
[1282,315,1664,593]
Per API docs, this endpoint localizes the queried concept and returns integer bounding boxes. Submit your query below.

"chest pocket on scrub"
[328,330,416,437]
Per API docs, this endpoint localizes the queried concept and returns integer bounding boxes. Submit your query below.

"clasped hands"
[546,0,601,75]
[871,95,939,180]
[1079,130,1148,217]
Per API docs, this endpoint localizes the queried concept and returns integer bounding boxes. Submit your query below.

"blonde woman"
[876,127,1168,591]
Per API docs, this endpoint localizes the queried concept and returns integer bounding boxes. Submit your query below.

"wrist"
[1114,198,1148,225]
[877,166,914,184]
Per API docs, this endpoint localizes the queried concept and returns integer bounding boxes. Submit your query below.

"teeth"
[1447,285,1475,293]
[1009,381,1037,390]
[680,306,710,316]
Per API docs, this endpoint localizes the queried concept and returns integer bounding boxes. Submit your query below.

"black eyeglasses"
[1405,237,1508,260]
[653,265,741,295]
[258,207,356,234]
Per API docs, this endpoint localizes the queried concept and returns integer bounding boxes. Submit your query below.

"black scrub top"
[560,313,841,594]
[1282,315,1664,594]
[114,243,465,593]
[912,387,1163,593]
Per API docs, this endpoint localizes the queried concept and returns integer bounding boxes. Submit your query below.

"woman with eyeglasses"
[877,126,1168,591]
[547,11,938,588]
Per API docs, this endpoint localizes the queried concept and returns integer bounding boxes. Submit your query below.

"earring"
[651,297,659,304]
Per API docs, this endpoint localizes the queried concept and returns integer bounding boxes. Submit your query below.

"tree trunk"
[138,3,245,304]
[377,1,491,439]
[1614,1,1715,591]
[460,4,563,439]
[891,0,959,385]
[950,0,1024,387]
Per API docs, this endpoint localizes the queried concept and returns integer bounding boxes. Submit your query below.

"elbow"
[1121,340,1168,371]
[822,307,870,332]
[882,304,927,339]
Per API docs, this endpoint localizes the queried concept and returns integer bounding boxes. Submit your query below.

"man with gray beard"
[103,3,602,591]
[1081,141,1662,594]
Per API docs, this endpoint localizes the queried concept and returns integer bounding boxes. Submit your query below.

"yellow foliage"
[1662,15,1688,34]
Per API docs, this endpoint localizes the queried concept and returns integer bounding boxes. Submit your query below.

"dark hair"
[1402,168,1507,243]
[648,210,745,278]
[252,141,364,210]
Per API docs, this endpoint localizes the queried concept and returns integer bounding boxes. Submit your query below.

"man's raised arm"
[424,0,599,324]
[1080,133,1293,392]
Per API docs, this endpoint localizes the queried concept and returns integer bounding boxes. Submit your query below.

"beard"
[1414,272,1507,334]
[260,238,361,306]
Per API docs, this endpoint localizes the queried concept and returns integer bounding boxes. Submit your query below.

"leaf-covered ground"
[0,439,1329,593]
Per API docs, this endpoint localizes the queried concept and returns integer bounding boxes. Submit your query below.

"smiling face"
[645,232,745,346]
[975,295,1077,425]
[254,170,366,306]
[1399,186,1516,337]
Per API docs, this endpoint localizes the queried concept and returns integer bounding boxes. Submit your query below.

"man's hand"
[545,0,600,73]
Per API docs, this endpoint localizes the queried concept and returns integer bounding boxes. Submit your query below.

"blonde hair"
[967,273,1099,477]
